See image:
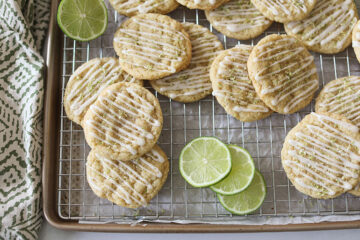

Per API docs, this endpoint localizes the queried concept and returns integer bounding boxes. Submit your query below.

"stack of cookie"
[281,76,360,199]
[210,33,319,121]
[64,58,169,208]
[113,13,225,103]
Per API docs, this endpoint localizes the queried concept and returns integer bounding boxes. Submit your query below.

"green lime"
[218,170,266,215]
[210,145,255,195]
[57,0,108,41]
[179,137,232,188]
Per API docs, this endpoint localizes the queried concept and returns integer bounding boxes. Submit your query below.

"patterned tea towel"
[0,0,50,239]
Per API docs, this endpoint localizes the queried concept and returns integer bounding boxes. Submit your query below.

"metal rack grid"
[57,2,360,223]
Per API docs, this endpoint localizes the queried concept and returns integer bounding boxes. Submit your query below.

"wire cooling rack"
[57,2,360,223]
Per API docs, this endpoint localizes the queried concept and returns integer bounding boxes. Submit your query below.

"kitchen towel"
[0,0,49,239]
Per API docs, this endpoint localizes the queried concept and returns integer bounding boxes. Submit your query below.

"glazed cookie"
[281,112,360,199]
[210,45,272,122]
[64,57,142,126]
[353,20,360,64]
[113,13,192,80]
[87,145,169,208]
[247,34,319,114]
[150,23,223,103]
[83,82,163,161]
[285,0,358,54]
[109,0,179,17]
[176,0,230,10]
[316,76,360,127]
[250,0,316,23]
[205,0,273,40]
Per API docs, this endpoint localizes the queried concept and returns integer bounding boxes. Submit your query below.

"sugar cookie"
[205,0,272,40]
[64,57,142,126]
[150,23,223,102]
[247,34,319,114]
[83,82,163,161]
[285,0,358,54]
[210,45,272,122]
[113,13,192,80]
[87,145,169,208]
[281,112,360,199]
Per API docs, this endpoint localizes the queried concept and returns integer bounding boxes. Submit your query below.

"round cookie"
[281,112,360,199]
[109,0,179,17]
[83,82,163,162]
[353,20,360,64]
[315,76,360,127]
[64,57,142,126]
[176,0,230,10]
[210,45,272,122]
[250,0,316,23]
[205,0,273,40]
[150,23,223,103]
[285,0,358,55]
[113,13,192,80]
[87,145,169,208]
[247,34,319,114]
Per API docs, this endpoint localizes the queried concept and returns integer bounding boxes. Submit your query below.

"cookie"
[205,0,273,40]
[349,185,360,196]
[109,0,179,17]
[281,112,360,199]
[315,76,360,127]
[352,20,360,64]
[247,34,319,114]
[285,0,358,54]
[113,13,192,80]
[86,145,169,208]
[150,23,223,103]
[210,45,272,122]
[250,0,316,23]
[176,0,230,10]
[64,57,142,126]
[83,82,163,161]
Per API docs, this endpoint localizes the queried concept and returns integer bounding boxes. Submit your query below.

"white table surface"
[39,220,360,240]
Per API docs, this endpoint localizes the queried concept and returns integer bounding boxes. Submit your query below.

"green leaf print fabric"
[0,0,49,239]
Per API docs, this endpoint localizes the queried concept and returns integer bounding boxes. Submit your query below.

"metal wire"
[58,3,360,222]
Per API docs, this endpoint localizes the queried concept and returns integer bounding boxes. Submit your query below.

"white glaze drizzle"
[352,21,360,48]
[114,17,189,73]
[194,0,216,5]
[208,0,270,32]
[212,45,269,113]
[85,87,160,155]
[254,0,312,16]
[87,149,165,206]
[66,58,136,118]
[152,23,222,99]
[286,0,357,49]
[252,37,318,113]
[283,112,360,196]
[111,0,168,14]
[318,76,360,127]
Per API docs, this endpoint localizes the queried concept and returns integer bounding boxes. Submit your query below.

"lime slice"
[218,170,266,215]
[179,137,232,188]
[57,0,108,41]
[210,145,255,195]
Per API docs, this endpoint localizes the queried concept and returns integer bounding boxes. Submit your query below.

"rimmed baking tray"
[43,0,360,232]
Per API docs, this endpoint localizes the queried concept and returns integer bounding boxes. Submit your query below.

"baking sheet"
[57,1,360,226]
